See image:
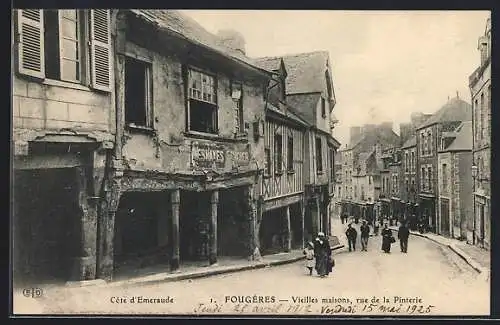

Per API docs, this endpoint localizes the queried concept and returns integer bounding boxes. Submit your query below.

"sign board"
[191,142,250,170]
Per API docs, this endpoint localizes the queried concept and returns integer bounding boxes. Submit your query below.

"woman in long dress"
[381,224,393,253]
[314,232,332,277]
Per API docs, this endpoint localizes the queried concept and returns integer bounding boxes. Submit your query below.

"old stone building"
[401,136,418,229]
[415,95,472,233]
[437,121,473,240]
[469,17,491,249]
[12,9,115,283]
[341,123,399,223]
[99,10,273,280]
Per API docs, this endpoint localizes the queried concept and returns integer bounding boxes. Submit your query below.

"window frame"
[123,56,154,131]
[316,136,323,174]
[274,133,283,175]
[264,147,271,177]
[287,135,294,172]
[321,97,326,118]
[186,66,219,135]
[231,80,244,135]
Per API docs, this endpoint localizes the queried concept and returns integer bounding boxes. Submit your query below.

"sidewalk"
[100,249,307,288]
[389,226,490,280]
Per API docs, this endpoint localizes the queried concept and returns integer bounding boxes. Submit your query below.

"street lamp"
[471,164,478,245]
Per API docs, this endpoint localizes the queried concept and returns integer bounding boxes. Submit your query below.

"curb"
[389,227,487,275]
[107,254,307,288]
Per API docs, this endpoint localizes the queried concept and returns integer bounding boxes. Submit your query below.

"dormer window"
[321,97,326,118]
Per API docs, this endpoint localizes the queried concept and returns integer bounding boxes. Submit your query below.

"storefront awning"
[419,193,435,198]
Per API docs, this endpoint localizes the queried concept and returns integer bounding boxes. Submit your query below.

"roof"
[266,103,310,128]
[401,135,416,149]
[253,51,330,94]
[128,10,269,74]
[286,93,322,124]
[347,127,400,151]
[444,121,473,152]
[417,97,472,129]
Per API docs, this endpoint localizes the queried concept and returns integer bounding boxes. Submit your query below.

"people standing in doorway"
[398,222,410,253]
[345,223,358,252]
[360,220,370,251]
[303,242,315,275]
[313,232,332,277]
[381,224,394,253]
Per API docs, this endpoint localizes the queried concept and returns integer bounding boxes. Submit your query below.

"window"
[16,9,111,90]
[442,163,448,191]
[411,179,415,193]
[287,135,294,171]
[329,148,335,182]
[480,93,485,139]
[187,68,218,134]
[411,152,415,171]
[321,97,326,117]
[231,81,243,134]
[361,185,365,200]
[428,131,433,155]
[475,99,480,140]
[405,152,409,172]
[354,185,357,198]
[274,134,283,174]
[316,137,323,173]
[369,176,372,185]
[487,86,491,139]
[264,148,271,176]
[125,57,153,128]
[421,133,425,155]
[421,168,426,190]
[427,167,432,191]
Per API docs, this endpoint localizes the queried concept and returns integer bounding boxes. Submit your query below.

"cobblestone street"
[13,234,489,316]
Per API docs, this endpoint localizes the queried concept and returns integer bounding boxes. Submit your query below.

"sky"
[181,10,490,146]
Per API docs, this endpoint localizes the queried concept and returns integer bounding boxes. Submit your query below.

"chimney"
[217,29,246,56]
[478,35,489,65]
[399,123,412,145]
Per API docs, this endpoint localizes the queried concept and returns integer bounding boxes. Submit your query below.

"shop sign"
[191,142,250,170]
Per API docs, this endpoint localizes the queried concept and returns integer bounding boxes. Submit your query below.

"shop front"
[418,194,437,233]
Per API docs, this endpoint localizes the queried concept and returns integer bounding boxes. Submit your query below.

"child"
[303,242,315,275]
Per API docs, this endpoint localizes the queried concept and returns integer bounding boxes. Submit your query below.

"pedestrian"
[374,218,380,236]
[360,220,370,251]
[313,232,332,277]
[303,242,315,275]
[398,222,410,253]
[345,223,358,252]
[381,224,395,253]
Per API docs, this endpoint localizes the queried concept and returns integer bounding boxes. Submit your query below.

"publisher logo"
[22,288,43,298]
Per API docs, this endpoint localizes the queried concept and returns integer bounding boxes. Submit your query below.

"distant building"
[469,17,491,249]
[437,121,473,241]
[401,135,418,229]
[416,96,472,233]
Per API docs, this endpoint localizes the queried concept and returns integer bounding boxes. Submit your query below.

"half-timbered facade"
[254,57,308,254]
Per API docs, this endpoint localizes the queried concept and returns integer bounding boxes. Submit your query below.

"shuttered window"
[17,10,45,78]
[90,9,111,91]
[16,9,111,92]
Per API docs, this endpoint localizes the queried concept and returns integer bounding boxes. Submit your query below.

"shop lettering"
[194,148,225,162]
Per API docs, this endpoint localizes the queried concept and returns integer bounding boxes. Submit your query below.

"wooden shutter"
[17,10,45,79]
[90,9,111,91]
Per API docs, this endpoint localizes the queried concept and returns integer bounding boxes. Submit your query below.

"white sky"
[181,10,490,145]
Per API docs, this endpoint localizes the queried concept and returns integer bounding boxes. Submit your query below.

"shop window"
[187,68,218,134]
[125,57,153,129]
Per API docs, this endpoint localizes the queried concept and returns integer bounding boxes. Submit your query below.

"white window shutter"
[17,9,45,79]
[90,9,111,92]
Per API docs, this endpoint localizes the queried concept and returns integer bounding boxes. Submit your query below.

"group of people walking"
[345,219,411,254]
[303,232,334,278]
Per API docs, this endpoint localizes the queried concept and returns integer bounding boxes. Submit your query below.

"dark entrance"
[13,168,80,285]
[440,198,450,236]
[179,190,210,262]
[218,186,249,257]
[113,191,166,270]
[289,202,303,249]
[259,207,287,255]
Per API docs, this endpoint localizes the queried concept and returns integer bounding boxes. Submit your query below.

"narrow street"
[14,234,489,316]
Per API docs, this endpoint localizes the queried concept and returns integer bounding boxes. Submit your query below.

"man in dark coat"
[360,220,370,251]
[345,223,358,252]
[398,222,410,253]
